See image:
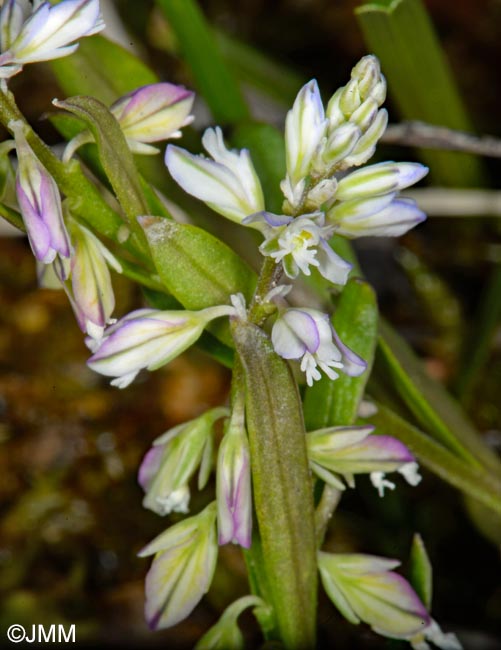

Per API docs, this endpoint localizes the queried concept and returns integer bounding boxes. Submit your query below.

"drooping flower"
[318,552,430,639]
[216,397,252,548]
[12,120,72,264]
[166,126,265,224]
[110,82,195,154]
[61,82,196,160]
[306,424,421,494]
[138,502,218,630]
[271,308,366,386]
[244,210,351,285]
[139,407,228,516]
[87,303,236,388]
[0,0,104,78]
[194,595,268,650]
[55,219,121,340]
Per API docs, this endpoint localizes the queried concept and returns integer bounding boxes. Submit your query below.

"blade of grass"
[155,0,249,124]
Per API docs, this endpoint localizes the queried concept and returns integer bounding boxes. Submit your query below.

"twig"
[382,121,501,158]
[405,188,501,217]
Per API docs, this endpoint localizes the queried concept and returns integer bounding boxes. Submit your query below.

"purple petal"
[332,327,367,376]
[138,445,165,491]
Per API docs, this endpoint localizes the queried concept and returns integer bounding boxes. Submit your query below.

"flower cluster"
[0,17,460,645]
[0,0,104,79]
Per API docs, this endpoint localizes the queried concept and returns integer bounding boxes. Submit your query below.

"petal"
[166,145,250,223]
[272,309,321,359]
[336,198,426,238]
[316,239,352,285]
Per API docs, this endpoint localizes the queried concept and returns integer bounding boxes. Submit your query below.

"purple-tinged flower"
[166,127,265,224]
[12,120,72,264]
[271,308,366,386]
[138,502,218,630]
[318,552,431,640]
[109,83,195,154]
[282,79,328,209]
[139,407,228,516]
[58,220,121,340]
[0,0,104,78]
[87,303,236,388]
[306,424,421,494]
[328,192,426,238]
[335,161,428,202]
[194,595,268,650]
[244,211,351,286]
[216,398,252,548]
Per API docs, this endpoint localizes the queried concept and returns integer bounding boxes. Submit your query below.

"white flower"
[0,0,104,78]
[87,303,236,388]
[271,308,366,386]
[165,126,265,224]
[244,211,351,285]
[283,79,328,207]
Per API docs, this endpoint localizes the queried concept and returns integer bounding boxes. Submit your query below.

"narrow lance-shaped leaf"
[53,95,150,246]
[156,0,249,124]
[409,533,433,610]
[232,320,317,650]
[303,279,378,430]
[140,217,256,345]
[377,318,501,473]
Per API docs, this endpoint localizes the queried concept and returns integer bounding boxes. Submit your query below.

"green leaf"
[377,319,501,472]
[233,321,317,650]
[408,533,432,610]
[367,403,501,516]
[54,96,150,242]
[51,36,158,105]
[140,217,256,345]
[156,0,249,124]
[232,123,286,214]
[356,0,484,186]
[303,279,378,430]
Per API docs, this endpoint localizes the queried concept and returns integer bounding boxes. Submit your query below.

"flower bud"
[12,121,72,264]
[166,127,264,224]
[335,161,428,202]
[138,502,218,630]
[63,220,121,339]
[306,424,419,493]
[110,83,195,155]
[285,79,328,189]
[216,398,252,548]
[87,303,236,388]
[0,0,104,78]
[139,408,228,516]
[318,551,431,640]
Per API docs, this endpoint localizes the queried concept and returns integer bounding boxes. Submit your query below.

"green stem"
[0,88,150,266]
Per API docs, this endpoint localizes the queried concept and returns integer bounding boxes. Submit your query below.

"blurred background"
[0,0,500,647]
